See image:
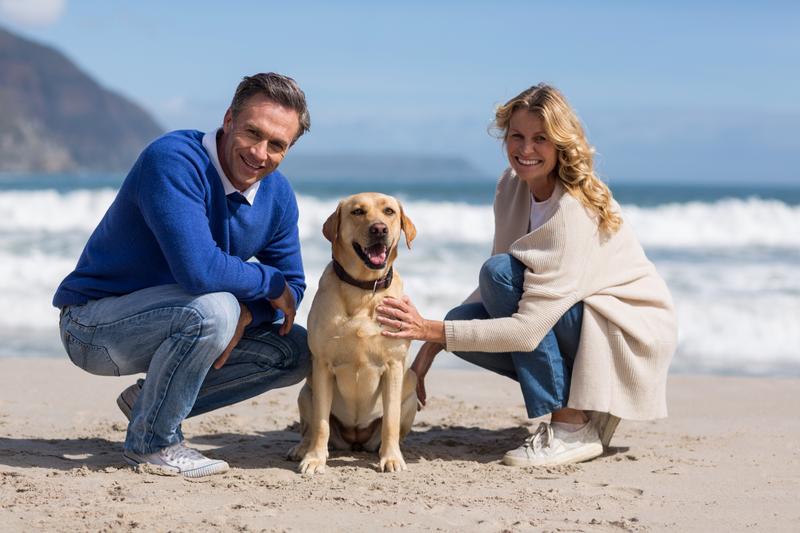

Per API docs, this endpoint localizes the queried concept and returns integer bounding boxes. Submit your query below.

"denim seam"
[72,305,203,330]
[198,367,284,395]
[198,332,296,395]
[138,307,205,454]
[238,334,294,362]
[63,331,120,376]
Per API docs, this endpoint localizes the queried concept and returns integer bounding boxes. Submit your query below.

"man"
[53,73,311,478]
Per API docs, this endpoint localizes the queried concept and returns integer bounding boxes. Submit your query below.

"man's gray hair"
[230,72,310,142]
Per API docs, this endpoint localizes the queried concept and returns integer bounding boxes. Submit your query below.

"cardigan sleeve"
[460,170,515,306]
[444,198,597,353]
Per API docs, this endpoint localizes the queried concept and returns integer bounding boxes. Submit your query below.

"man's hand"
[270,284,296,336]
[213,302,253,369]
[409,341,444,407]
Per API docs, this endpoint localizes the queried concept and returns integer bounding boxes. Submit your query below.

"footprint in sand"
[590,483,645,496]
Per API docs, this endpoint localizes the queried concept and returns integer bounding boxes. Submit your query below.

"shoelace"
[524,422,554,453]
[162,443,206,464]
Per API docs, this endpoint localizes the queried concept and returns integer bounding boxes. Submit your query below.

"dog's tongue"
[366,244,387,266]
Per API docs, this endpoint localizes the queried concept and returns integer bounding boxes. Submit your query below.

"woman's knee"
[479,254,525,316]
[444,306,466,321]
[444,302,489,321]
[479,254,522,291]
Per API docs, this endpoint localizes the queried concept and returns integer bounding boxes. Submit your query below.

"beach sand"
[1,358,798,532]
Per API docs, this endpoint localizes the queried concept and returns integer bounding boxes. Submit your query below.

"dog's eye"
[351,208,365,216]
[383,208,395,216]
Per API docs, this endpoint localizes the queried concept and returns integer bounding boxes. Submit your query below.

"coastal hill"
[0,26,163,172]
[0,25,488,179]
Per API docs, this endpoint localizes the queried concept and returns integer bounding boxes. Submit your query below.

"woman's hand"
[410,341,444,406]
[376,296,445,343]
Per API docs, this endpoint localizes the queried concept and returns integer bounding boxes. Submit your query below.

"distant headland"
[0,25,163,173]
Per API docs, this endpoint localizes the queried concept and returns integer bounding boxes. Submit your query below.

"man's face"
[218,94,300,191]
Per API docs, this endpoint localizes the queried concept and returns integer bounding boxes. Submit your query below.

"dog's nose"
[369,223,388,236]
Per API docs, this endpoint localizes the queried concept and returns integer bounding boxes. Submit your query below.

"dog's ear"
[322,203,341,244]
[399,203,416,249]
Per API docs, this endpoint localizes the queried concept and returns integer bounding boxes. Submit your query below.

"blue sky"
[2,0,799,183]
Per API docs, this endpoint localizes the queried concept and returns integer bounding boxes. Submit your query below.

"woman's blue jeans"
[446,254,583,419]
[58,284,311,455]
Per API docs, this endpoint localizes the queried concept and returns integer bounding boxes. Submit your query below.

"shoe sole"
[123,454,180,475]
[501,442,604,467]
[123,454,229,478]
[592,412,621,448]
[116,394,133,421]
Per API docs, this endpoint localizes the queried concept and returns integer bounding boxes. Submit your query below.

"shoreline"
[4,349,800,381]
[1,358,799,531]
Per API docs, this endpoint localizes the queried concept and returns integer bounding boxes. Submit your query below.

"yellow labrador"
[289,193,418,474]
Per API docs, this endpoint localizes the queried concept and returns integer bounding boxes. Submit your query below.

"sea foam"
[1,189,798,376]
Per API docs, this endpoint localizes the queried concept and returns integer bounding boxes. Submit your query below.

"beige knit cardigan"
[444,169,678,420]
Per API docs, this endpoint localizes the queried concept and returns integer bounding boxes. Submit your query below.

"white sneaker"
[502,421,603,467]
[124,442,229,478]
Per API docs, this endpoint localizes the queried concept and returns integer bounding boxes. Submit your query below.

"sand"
[0,358,798,532]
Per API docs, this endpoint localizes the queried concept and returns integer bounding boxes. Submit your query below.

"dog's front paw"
[299,449,328,474]
[287,441,308,462]
[379,447,407,473]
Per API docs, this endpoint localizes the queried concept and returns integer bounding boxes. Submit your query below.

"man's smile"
[240,154,265,171]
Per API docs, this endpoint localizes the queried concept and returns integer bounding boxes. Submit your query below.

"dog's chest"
[314,312,408,367]
[307,273,410,368]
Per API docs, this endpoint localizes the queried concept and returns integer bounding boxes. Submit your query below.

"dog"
[288,192,418,474]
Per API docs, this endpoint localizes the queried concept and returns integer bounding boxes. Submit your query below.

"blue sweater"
[53,130,306,327]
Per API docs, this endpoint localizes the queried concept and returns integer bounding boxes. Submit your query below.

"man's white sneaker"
[116,381,142,421]
[123,442,229,478]
[502,421,603,467]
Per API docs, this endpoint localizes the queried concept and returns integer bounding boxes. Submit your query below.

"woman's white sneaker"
[502,421,603,467]
[124,442,229,478]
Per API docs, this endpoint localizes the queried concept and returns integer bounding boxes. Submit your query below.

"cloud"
[0,0,65,27]
[160,96,187,115]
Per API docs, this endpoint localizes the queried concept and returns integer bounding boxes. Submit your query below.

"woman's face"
[505,110,558,190]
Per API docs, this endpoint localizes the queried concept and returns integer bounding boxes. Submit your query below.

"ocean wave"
[2,188,799,375]
[623,198,800,249]
[2,189,798,249]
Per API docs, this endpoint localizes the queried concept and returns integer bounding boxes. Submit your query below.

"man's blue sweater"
[53,130,305,327]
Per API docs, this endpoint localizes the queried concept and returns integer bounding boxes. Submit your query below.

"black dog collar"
[332,259,394,292]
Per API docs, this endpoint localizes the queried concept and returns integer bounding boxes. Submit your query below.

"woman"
[376,84,677,467]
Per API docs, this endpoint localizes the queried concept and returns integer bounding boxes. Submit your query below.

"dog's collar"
[332,259,394,293]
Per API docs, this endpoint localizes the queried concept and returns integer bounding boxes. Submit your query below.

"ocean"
[1,173,799,378]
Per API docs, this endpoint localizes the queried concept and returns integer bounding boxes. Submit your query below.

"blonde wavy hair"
[493,84,621,234]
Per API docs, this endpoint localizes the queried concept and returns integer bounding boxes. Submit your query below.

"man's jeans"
[58,284,311,455]
[446,254,583,419]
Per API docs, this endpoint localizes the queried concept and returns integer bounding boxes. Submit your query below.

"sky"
[1,0,799,184]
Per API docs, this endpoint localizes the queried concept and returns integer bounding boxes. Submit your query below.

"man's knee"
[183,292,240,355]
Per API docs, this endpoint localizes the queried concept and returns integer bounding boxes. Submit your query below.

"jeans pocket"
[64,331,120,376]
